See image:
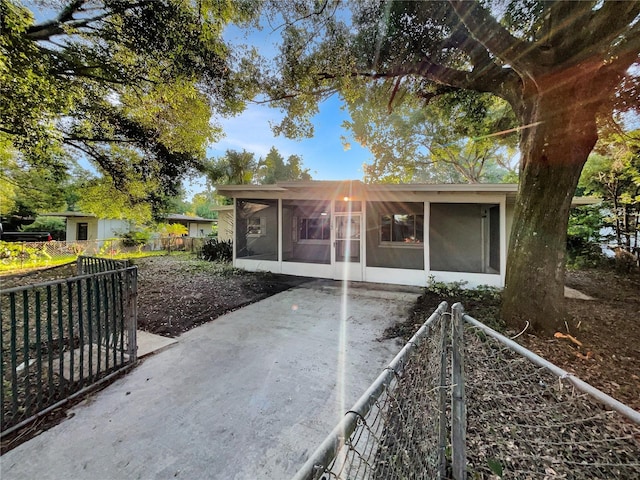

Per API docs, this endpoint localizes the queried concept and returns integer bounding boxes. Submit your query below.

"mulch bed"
[1,256,638,462]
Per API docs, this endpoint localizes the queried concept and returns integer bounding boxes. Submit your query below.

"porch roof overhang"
[41,211,97,218]
[215,181,519,201]
[215,181,597,206]
[164,214,216,223]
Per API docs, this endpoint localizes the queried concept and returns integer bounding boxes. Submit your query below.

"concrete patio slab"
[0,280,420,480]
[564,286,594,300]
[136,330,178,358]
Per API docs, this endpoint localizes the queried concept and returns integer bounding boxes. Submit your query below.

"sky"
[198,94,372,185]
[186,18,374,198]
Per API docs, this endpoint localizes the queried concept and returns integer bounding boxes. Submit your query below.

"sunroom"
[215,181,516,287]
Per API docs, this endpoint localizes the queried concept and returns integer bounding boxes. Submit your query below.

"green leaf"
[487,458,503,477]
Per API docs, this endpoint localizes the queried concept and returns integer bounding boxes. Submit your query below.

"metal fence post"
[127,267,138,362]
[438,310,449,479]
[451,302,467,480]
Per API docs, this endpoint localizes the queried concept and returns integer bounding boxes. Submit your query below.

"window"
[247,217,266,236]
[299,217,330,241]
[77,222,88,241]
[380,214,423,244]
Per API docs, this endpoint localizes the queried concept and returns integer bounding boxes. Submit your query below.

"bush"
[566,205,608,269]
[120,230,151,247]
[426,277,504,331]
[200,238,233,262]
[566,235,605,269]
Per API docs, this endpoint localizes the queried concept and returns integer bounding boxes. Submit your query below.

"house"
[209,205,234,242]
[42,212,132,243]
[43,212,216,244]
[215,181,592,288]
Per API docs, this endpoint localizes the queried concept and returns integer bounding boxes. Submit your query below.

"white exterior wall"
[231,190,516,288]
[65,217,129,244]
[65,217,99,242]
[97,219,130,239]
[189,222,213,237]
[218,211,234,242]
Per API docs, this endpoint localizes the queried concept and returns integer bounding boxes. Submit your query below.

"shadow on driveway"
[1,280,421,480]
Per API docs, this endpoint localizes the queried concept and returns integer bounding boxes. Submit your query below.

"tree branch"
[586,0,640,54]
[25,1,156,41]
[441,25,492,71]
[368,57,519,103]
[63,135,138,144]
[554,1,640,74]
[448,0,540,76]
[26,0,87,40]
[607,22,640,72]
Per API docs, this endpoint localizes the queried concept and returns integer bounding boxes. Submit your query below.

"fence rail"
[462,314,640,478]
[77,255,129,275]
[1,260,137,436]
[294,303,640,479]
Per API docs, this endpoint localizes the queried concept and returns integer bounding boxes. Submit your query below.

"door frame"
[332,208,363,281]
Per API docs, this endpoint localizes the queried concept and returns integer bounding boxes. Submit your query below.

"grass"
[0,250,174,277]
[0,256,76,274]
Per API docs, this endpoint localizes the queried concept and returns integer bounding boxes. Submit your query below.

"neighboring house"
[209,206,234,242]
[215,181,594,288]
[43,212,216,245]
[43,212,132,243]
[163,214,217,238]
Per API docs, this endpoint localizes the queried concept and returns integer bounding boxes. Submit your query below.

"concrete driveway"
[1,280,420,480]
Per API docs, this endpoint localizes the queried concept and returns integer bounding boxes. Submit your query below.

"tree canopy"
[255,0,640,332]
[580,129,640,252]
[206,146,312,185]
[256,146,312,184]
[0,0,258,216]
[346,87,519,183]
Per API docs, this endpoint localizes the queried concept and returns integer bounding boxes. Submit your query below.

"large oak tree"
[259,0,640,333]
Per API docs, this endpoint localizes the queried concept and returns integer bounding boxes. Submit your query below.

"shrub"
[120,230,151,247]
[566,205,607,269]
[200,238,233,262]
[426,276,504,331]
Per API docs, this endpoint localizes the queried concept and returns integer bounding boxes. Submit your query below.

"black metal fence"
[1,258,138,436]
[76,255,129,275]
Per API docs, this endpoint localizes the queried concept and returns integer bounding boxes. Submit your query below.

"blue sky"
[203,95,371,181]
[188,18,373,197]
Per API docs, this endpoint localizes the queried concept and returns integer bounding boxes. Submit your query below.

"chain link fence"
[293,304,640,480]
[463,315,640,479]
[293,302,450,480]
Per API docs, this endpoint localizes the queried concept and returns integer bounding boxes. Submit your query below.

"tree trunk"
[502,82,598,334]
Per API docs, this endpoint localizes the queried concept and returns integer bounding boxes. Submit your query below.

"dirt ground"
[522,268,640,412]
[1,255,638,451]
[130,256,311,337]
[396,267,640,413]
[0,255,311,338]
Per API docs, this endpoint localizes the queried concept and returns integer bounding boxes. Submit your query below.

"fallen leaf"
[554,332,583,347]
